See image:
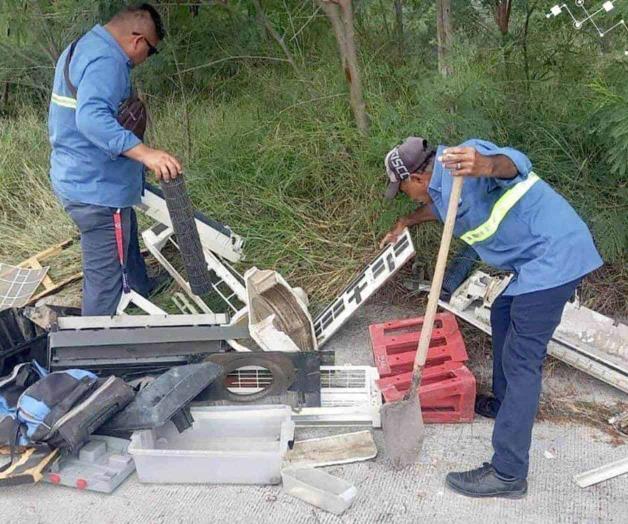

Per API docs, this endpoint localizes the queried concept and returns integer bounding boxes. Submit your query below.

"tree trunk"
[394,0,404,59]
[436,0,453,77]
[494,0,512,36]
[2,27,9,110]
[523,1,538,96]
[493,1,513,79]
[319,0,368,134]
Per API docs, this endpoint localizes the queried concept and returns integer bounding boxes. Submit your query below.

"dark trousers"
[61,200,151,316]
[489,278,580,479]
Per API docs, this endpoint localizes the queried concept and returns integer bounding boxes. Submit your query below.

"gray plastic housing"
[102,362,224,434]
[45,435,134,493]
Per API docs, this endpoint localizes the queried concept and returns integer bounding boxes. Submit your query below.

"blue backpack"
[1,362,133,471]
[0,362,48,444]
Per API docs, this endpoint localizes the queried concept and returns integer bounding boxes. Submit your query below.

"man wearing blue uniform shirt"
[381,137,603,498]
[48,4,181,315]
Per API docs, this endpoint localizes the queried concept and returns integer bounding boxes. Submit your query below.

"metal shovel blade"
[381,394,425,469]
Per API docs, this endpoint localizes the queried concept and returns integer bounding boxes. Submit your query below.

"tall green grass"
[0,110,80,290]
[0,22,625,314]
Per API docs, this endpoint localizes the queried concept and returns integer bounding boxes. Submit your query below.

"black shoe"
[445,463,527,499]
[148,274,172,297]
[475,394,501,419]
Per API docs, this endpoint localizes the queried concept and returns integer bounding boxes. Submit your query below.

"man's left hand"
[438,147,493,177]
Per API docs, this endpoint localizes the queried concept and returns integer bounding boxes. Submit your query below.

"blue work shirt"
[429,139,603,295]
[48,25,143,208]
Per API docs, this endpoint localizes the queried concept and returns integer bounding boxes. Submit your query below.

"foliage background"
[0,0,626,315]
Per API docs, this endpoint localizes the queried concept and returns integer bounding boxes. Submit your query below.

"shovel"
[382,174,464,468]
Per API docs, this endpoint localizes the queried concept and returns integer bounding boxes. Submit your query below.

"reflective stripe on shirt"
[49,24,143,209]
[51,93,77,109]
[461,172,540,245]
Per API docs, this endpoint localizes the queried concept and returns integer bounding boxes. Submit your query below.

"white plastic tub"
[129,405,294,485]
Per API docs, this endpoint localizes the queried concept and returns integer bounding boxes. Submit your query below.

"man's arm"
[75,57,141,159]
[438,147,518,179]
[75,57,181,180]
[379,204,437,248]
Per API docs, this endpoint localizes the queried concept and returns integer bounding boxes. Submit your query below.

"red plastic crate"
[376,362,476,424]
[369,313,468,378]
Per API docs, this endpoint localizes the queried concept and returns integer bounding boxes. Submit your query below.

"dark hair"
[115,3,165,40]
[418,149,436,173]
[138,3,165,40]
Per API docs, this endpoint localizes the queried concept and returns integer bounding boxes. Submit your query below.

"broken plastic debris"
[284,430,377,467]
[245,267,317,352]
[281,466,357,515]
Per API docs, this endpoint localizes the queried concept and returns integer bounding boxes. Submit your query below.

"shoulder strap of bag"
[0,418,22,473]
[63,38,80,98]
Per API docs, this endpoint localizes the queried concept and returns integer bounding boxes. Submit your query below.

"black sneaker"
[147,274,172,297]
[475,394,501,419]
[445,463,527,499]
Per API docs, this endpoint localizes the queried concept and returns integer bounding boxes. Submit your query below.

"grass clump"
[0,3,625,317]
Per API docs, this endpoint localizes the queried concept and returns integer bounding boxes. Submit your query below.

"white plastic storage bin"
[129,405,294,485]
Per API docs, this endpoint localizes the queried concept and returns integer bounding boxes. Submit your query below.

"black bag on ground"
[31,374,134,453]
[1,366,134,456]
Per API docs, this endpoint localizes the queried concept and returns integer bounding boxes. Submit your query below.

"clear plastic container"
[129,405,294,485]
[281,466,357,515]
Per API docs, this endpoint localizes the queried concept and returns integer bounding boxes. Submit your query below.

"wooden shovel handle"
[413,175,464,371]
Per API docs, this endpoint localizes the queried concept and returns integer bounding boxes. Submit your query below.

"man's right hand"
[379,221,407,249]
[124,144,182,181]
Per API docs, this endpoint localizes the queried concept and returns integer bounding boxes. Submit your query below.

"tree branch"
[251,0,300,75]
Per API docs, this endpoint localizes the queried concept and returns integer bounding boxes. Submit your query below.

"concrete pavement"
[1,303,626,523]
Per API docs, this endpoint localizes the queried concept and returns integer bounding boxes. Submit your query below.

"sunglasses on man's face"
[132,32,159,57]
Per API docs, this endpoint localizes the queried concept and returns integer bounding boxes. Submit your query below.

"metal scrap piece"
[49,317,247,376]
[0,263,49,311]
[574,456,628,488]
[197,351,322,407]
[137,183,244,263]
[436,271,628,394]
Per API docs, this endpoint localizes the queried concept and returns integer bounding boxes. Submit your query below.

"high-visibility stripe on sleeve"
[460,172,540,245]
[51,93,77,109]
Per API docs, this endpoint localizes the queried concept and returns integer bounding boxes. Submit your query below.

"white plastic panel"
[314,229,415,347]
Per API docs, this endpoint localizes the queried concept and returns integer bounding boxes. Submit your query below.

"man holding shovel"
[380,137,602,498]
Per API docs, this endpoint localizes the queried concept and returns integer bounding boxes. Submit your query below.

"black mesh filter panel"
[160,175,213,295]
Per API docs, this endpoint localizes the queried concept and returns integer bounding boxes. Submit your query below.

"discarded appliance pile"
[0,177,423,514]
[1,174,627,511]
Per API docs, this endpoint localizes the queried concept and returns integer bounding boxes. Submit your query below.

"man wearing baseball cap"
[381,137,602,499]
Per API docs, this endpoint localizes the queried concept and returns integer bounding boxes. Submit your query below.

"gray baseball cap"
[384,136,433,199]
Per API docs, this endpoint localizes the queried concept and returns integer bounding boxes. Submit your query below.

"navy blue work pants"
[489,278,580,479]
[61,200,151,316]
